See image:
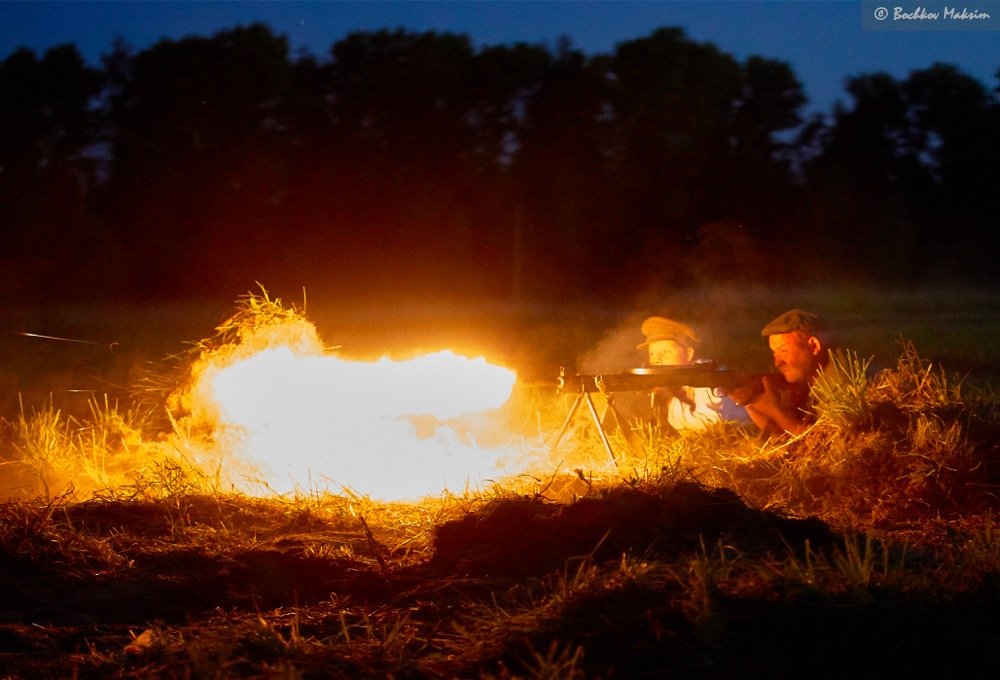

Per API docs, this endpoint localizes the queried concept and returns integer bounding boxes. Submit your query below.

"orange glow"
[188,330,520,499]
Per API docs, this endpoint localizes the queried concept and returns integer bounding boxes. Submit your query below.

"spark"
[17,331,119,351]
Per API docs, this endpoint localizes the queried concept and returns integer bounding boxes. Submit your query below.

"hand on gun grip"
[722,375,766,407]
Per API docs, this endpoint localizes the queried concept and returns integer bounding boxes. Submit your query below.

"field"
[2,284,1000,678]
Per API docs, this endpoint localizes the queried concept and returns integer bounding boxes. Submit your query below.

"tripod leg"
[584,392,619,468]
[549,391,584,454]
[603,391,640,455]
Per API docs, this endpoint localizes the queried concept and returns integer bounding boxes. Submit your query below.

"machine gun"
[556,361,754,395]
[550,360,765,465]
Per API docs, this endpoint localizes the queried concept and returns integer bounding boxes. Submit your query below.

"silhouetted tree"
[2,23,995,303]
[103,24,296,297]
[466,42,555,299]
[597,28,807,288]
[802,65,998,281]
[724,56,807,237]
[322,30,482,298]
[800,74,917,278]
[902,64,999,276]
[304,31,564,301]
[0,45,103,299]
[509,37,614,299]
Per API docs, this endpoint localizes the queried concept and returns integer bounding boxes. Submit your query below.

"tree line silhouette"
[1,24,997,304]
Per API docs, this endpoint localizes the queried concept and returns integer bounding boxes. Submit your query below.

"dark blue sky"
[2,0,998,115]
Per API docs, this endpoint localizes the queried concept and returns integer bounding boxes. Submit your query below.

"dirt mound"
[1,546,390,628]
[431,482,838,577]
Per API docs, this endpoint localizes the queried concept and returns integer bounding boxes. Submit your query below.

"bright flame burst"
[185,322,520,499]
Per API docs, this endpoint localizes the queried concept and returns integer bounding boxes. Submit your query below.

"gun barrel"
[560,363,748,394]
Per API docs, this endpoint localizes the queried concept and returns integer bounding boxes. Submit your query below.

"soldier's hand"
[755,374,782,404]
[725,375,764,406]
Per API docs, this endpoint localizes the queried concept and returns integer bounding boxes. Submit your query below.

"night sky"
[2,0,998,116]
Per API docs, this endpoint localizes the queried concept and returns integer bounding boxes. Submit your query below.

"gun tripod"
[548,385,632,467]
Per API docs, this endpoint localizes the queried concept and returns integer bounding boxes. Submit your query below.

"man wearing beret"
[741,308,842,437]
[638,316,726,432]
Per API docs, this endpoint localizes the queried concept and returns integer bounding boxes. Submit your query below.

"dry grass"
[1,286,1000,677]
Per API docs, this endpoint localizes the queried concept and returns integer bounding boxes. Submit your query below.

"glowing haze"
[188,325,521,499]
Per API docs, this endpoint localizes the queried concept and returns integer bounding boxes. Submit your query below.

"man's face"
[648,339,693,366]
[768,332,821,384]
